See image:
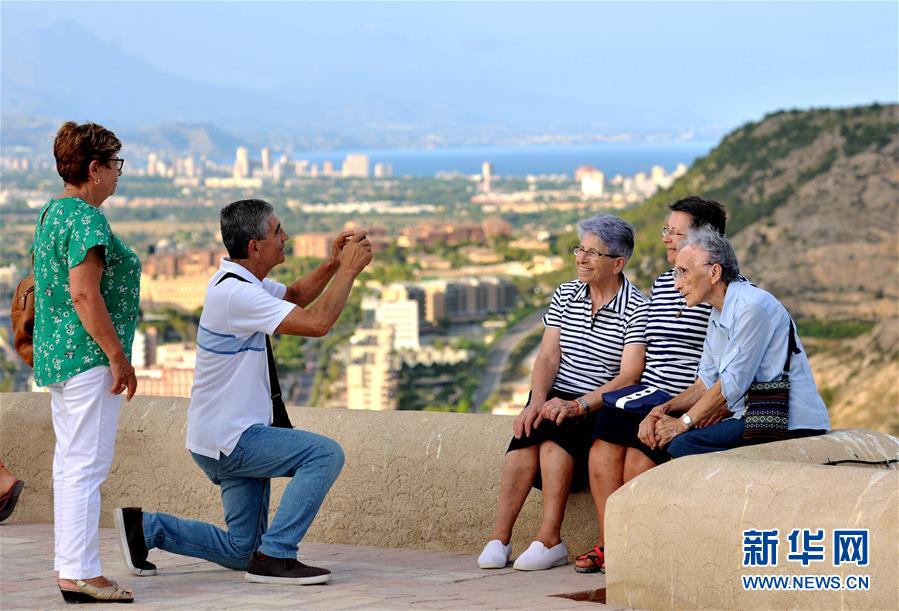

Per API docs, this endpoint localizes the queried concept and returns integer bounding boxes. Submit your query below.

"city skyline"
[2,1,896,148]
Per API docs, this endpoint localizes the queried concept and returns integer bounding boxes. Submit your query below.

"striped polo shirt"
[186,259,296,459]
[544,276,649,395]
[640,270,713,395]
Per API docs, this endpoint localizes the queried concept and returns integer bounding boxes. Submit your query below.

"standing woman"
[32,122,140,603]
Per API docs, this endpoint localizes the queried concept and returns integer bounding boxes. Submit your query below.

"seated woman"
[575,196,731,574]
[636,226,829,458]
[478,214,648,572]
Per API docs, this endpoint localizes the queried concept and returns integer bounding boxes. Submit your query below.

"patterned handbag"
[742,320,799,441]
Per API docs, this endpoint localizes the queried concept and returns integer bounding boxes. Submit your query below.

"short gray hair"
[683,225,740,283]
[220,199,275,259]
[577,214,635,260]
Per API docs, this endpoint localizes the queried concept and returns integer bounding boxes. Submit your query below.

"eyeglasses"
[108,158,125,171]
[673,262,714,280]
[572,246,621,260]
[661,226,687,238]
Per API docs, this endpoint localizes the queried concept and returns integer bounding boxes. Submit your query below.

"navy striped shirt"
[544,276,649,395]
[640,270,713,395]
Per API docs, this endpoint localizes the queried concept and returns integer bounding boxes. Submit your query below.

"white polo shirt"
[186,258,296,459]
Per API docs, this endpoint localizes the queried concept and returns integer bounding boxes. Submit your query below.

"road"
[471,309,546,411]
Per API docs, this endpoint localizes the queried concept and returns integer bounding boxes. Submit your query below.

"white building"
[580,169,606,198]
[342,154,369,178]
[346,325,397,411]
[363,295,420,350]
[374,162,393,178]
[261,147,271,176]
[233,147,250,178]
[482,161,494,192]
[147,152,159,177]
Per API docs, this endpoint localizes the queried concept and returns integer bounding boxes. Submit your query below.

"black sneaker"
[245,552,331,585]
[114,507,157,576]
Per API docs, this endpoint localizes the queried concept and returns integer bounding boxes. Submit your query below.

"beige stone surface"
[605,433,899,610]
[0,393,598,556]
[0,522,615,610]
[3,392,897,610]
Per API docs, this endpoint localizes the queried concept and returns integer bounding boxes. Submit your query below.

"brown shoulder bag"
[11,205,52,367]
[11,275,35,366]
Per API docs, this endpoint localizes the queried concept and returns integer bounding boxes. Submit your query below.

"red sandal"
[575,545,605,573]
[0,480,24,523]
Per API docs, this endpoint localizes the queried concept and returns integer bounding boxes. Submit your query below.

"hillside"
[611,104,898,434]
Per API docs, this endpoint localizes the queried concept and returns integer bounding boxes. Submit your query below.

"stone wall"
[2,393,896,609]
[605,431,899,609]
[0,393,598,554]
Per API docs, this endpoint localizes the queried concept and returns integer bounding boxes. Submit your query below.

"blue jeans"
[667,417,746,458]
[143,424,344,570]
[667,418,827,458]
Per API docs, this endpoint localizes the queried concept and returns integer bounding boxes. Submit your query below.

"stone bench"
[605,430,898,609]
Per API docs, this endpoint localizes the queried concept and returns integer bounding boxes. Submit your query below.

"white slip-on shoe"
[478,539,513,568]
[512,540,569,571]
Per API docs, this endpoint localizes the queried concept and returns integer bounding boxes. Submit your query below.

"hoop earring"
[95,178,100,185]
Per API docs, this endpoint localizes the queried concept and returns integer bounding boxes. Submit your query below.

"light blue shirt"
[698,280,830,431]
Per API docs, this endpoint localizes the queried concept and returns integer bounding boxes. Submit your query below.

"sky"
[1,1,897,142]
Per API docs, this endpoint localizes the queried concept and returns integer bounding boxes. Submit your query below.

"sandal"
[0,480,24,523]
[574,545,605,574]
[59,579,134,604]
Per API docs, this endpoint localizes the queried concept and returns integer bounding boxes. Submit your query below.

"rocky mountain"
[620,103,898,435]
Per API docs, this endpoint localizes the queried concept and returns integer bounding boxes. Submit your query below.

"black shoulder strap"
[214,271,293,428]
[782,320,800,379]
[214,271,250,287]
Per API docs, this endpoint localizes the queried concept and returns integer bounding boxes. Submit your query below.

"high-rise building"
[261,147,271,176]
[322,160,335,177]
[581,169,605,197]
[633,171,655,197]
[363,296,420,350]
[182,156,196,178]
[651,165,670,189]
[481,161,494,192]
[233,147,250,178]
[342,154,370,178]
[373,162,393,178]
[421,281,447,325]
[346,325,397,411]
[575,165,600,182]
[147,152,159,177]
[403,285,427,326]
[412,278,517,325]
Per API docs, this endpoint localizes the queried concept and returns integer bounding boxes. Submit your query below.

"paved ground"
[0,523,614,610]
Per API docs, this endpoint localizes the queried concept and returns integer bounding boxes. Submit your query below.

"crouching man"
[115,199,372,585]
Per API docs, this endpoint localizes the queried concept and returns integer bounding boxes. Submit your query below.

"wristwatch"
[575,397,590,416]
[680,414,693,430]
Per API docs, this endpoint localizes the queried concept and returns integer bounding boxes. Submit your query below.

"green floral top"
[31,197,141,386]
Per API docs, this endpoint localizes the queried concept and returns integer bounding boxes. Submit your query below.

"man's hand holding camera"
[337,230,373,275]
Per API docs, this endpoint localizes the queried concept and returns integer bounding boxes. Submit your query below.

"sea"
[296,142,715,178]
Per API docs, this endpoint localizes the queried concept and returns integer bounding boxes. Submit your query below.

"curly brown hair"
[53,121,122,186]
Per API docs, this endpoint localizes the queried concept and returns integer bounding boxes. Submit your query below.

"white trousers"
[48,366,122,579]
